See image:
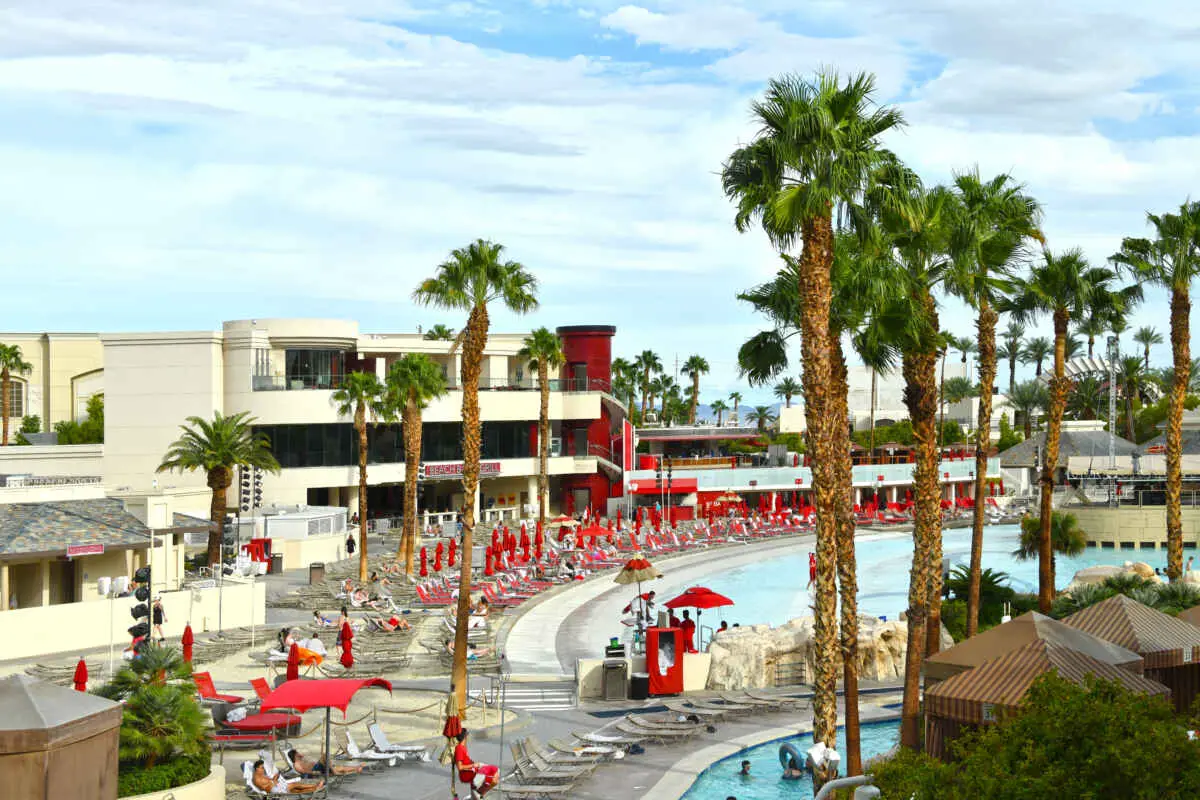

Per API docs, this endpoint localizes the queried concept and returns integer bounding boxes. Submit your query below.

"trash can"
[630,672,650,701]
[602,659,628,701]
[270,553,284,574]
[309,562,326,585]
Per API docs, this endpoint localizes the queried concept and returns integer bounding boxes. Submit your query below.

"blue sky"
[1,0,1198,406]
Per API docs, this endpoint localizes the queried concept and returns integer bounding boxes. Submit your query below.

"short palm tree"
[1001,320,1024,393]
[1133,326,1164,368]
[423,324,455,341]
[681,355,709,424]
[0,344,32,447]
[333,371,386,581]
[413,238,537,714]
[383,354,447,575]
[1066,375,1105,421]
[1014,511,1087,591]
[1119,356,1156,441]
[1008,380,1048,438]
[158,411,280,568]
[747,405,776,433]
[635,351,662,420]
[773,377,802,408]
[942,376,977,406]
[519,328,565,526]
[1021,336,1052,378]
[709,399,729,426]
[1075,313,1108,359]
[728,391,743,424]
[1112,201,1200,582]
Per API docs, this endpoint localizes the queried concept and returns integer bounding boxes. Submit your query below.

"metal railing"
[773,658,808,687]
[0,474,104,487]
[253,374,346,391]
[254,373,614,394]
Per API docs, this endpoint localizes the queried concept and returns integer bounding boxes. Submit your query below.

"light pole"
[1107,335,1120,506]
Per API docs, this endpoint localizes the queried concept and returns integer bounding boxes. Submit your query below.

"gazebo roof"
[0,675,121,750]
[1178,604,1200,629]
[925,611,1143,682]
[1063,594,1200,668]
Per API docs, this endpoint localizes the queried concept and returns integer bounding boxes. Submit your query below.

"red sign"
[794,478,803,485]
[877,475,885,481]
[944,472,950,479]
[66,544,104,558]
[422,461,501,480]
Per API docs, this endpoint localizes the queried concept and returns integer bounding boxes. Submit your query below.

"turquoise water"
[667,525,1153,629]
[682,721,901,799]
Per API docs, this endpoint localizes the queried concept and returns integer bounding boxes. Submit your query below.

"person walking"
[346,532,355,557]
[152,596,167,643]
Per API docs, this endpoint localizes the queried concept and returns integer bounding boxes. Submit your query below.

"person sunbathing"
[376,614,411,632]
[312,610,335,627]
[288,749,363,777]
[251,759,324,795]
[445,639,493,660]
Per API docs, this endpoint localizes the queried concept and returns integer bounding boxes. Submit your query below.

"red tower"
[555,325,621,514]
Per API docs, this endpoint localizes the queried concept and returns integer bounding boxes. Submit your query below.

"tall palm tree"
[647,375,667,420]
[681,355,710,424]
[1066,375,1106,421]
[1133,326,1164,369]
[611,357,638,411]
[423,324,455,341]
[1008,249,1137,611]
[332,371,386,581]
[1119,356,1156,441]
[635,351,662,420]
[936,331,952,448]
[773,377,802,408]
[728,391,743,424]
[1112,202,1200,582]
[384,354,447,575]
[413,238,538,714]
[709,399,729,426]
[157,411,280,567]
[723,71,902,779]
[519,328,565,526]
[0,344,32,447]
[946,170,1043,638]
[1021,336,1052,378]
[1001,321,1024,393]
[1075,313,1108,358]
[956,335,976,371]
[1008,380,1048,438]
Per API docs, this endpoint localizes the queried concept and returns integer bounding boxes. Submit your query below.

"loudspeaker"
[135,585,150,602]
[133,566,151,584]
[128,622,150,639]
[130,603,149,620]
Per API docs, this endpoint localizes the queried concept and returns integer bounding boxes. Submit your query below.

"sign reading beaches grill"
[66,543,105,558]
[421,461,502,480]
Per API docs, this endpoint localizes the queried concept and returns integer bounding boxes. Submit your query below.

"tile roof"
[1063,593,1200,668]
[170,512,215,531]
[1140,429,1200,456]
[1000,429,1140,468]
[0,499,151,558]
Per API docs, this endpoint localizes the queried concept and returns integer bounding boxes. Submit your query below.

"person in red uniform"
[454,729,498,797]
[808,552,817,587]
[680,609,697,653]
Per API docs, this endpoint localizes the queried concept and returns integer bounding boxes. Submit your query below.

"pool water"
[682,720,901,799]
[654,525,1152,630]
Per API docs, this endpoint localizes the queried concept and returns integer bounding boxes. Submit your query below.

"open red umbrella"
[287,642,300,681]
[665,586,734,611]
[614,553,662,626]
[448,538,457,568]
[419,547,428,578]
[181,623,194,665]
[73,658,88,692]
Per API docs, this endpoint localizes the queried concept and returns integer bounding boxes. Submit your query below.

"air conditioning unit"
[550,438,563,457]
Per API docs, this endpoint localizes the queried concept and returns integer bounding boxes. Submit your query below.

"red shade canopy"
[260,677,391,715]
[665,586,734,610]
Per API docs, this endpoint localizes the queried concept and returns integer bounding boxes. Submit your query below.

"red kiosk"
[645,626,684,696]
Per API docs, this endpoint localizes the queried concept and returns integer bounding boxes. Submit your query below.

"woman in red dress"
[454,729,498,797]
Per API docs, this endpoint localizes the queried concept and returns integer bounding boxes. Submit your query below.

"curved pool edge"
[645,709,903,800]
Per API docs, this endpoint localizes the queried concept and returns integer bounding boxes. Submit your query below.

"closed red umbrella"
[339,621,354,669]
[73,658,88,693]
[534,536,543,562]
[448,538,457,568]
[433,551,442,572]
[484,547,494,576]
[575,527,584,549]
[492,529,501,552]
[287,642,300,681]
[520,529,530,562]
[435,540,445,562]
[181,623,194,665]
[420,547,428,578]
[616,508,622,528]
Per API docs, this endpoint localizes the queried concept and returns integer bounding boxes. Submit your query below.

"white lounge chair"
[367,722,432,761]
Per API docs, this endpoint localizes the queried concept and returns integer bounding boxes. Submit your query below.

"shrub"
[117,754,210,797]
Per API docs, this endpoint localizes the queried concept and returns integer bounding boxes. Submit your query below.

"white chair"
[366,723,431,761]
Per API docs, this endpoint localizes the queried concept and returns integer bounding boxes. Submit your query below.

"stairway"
[497,681,577,712]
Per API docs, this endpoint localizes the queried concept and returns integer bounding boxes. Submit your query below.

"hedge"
[118,755,210,797]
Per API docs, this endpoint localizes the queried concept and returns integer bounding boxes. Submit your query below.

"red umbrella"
[536,519,543,541]
[72,658,88,693]
[534,536,543,562]
[419,547,428,578]
[575,527,584,549]
[181,623,194,665]
[442,713,463,739]
[664,586,734,611]
[287,642,300,681]
[448,538,457,568]
[520,529,531,561]
[340,635,354,669]
[484,547,494,576]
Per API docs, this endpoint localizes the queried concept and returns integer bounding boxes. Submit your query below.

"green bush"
[996,413,1022,452]
[118,754,210,797]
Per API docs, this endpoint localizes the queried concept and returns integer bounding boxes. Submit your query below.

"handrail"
[814,775,875,799]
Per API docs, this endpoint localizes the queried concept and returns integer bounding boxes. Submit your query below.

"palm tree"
[647,375,668,420]
[956,335,976,370]
[942,376,977,406]
[746,405,776,433]
[773,377,802,408]
[1008,380,1048,438]
[383,354,447,575]
[611,357,638,411]
[157,411,280,567]
[1133,326,1164,368]
[413,238,538,714]
[1075,314,1108,358]
[709,399,729,426]
[423,324,455,341]
[1007,249,1137,611]
[0,344,32,447]
[519,328,565,526]
[728,391,743,424]
[635,351,662,420]
[1001,321,1024,393]
[681,355,710,424]
[936,331,952,449]
[1014,511,1087,591]
[1112,202,1200,582]
[1066,375,1106,421]
[1021,336,1052,378]
[723,71,902,777]
[332,371,386,581]
[1119,356,1156,441]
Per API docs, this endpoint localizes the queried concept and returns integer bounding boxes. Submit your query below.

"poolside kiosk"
[1063,593,1200,714]
[923,639,1169,761]
[0,674,122,800]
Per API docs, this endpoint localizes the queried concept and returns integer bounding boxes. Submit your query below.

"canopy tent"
[1063,593,1200,712]
[924,611,1143,684]
[923,639,1169,761]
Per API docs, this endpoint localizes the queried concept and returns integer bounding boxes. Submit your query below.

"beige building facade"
[0,332,104,442]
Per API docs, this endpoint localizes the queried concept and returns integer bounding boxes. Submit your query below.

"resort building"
[0,332,103,442]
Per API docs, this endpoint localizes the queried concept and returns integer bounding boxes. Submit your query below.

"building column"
[124,549,135,581]
[526,475,539,519]
[854,487,862,506]
[0,563,8,611]
[472,486,481,522]
[40,559,51,607]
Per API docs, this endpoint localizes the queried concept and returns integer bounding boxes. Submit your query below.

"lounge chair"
[663,699,731,721]
[492,778,576,799]
[508,743,589,783]
[683,698,755,715]
[367,722,432,761]
[546,737,622,760]
[517,739,597,777]
[194,671,245,705]
[524,735,611,764]
[240,760,328,798]
[569,730,645,748]
[615,717,702,742]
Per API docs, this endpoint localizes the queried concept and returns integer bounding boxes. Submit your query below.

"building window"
[6,379,24,419]
[254,348,271,377]
[284,349,346,390]
[254,421,533,468]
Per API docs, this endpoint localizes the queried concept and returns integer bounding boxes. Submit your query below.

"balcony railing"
[0,475,103,488]
[252,373,613,394]
[253,374,346,391]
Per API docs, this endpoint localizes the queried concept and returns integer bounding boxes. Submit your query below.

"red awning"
[627,478,699,495]
[260,678,391,715]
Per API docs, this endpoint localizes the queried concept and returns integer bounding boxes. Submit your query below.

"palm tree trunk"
[641,371,649,420]
[400,401,421,575]
[690,375,699,424]
[831,342,861,775]
[937,350,947,450]
[356,403,369,582]
[794,214,839,790]
[1144,344,1151,369]
[1008,353,1017,395]
[1088,336,1095,359]
[900,294,940,751]
[206,466,231,568]
[966,304,997,639]
[1038,311,1071,612]
[1126,396,1136,443]
[538,363,550,525]
[1,370,9,447]
[452,303,489,715]
[869,367,877,454]
[1166,289,1191,581]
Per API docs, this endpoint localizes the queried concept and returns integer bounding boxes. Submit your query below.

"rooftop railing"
[252,374,613,394]
[0,474,103,488]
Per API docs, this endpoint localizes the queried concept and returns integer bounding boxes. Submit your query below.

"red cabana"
[181,623,194,665]
[72,658,88,692]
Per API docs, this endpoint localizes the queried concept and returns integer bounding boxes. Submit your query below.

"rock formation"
[706,614,953,691]
[1064,561,1164,594]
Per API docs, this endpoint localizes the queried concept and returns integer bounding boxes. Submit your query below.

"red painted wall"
[557,325,615,389]
[556,325,618,503]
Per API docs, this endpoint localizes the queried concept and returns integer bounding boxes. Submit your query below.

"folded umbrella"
[181,623,194,665]
[287,642,300,681]
[73,658,88,693]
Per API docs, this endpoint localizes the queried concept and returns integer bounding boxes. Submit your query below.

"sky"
[2,1,1198,406]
